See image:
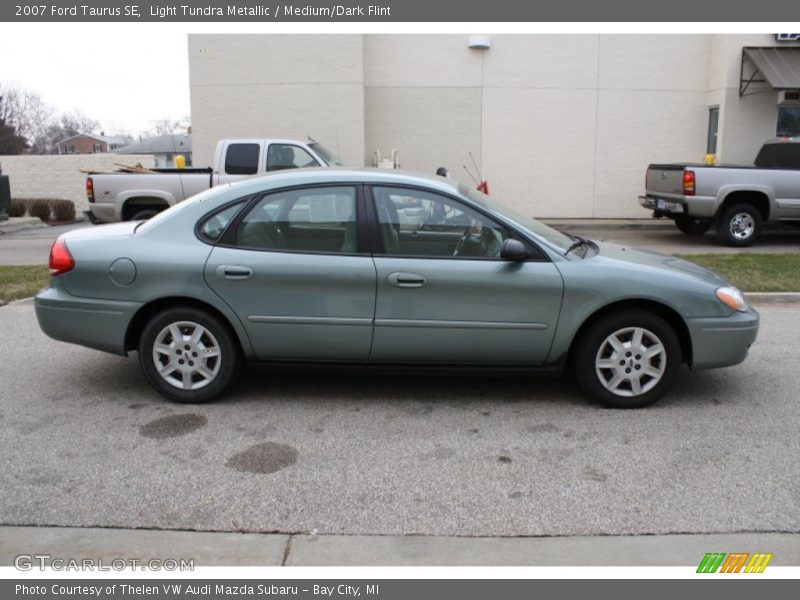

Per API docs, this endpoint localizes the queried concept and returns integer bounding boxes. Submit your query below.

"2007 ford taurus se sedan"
[35,169,759,408]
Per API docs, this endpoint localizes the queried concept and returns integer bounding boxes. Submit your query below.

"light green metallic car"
[35,168,759,408]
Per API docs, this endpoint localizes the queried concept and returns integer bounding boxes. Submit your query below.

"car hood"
[594,241,729,287]
[61,222,139,242]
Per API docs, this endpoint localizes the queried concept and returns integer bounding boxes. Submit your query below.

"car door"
[204,184,376,361]
[368,186,564,365]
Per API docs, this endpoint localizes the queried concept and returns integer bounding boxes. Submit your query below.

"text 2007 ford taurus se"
[35,169,759,408]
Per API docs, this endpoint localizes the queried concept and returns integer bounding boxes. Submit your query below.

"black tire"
[131,209,159,221]
[674,216,710,236]
[574,310,682,409]
[716,203,762,247]
[138,307,241,403]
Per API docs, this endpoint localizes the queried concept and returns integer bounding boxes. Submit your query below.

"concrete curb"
[0,217,46,235]
[0,526,797,567]
[746,293,800,304]
[541,219,673,230]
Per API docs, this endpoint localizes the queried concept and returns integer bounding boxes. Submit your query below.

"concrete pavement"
[1,526,797,566]
[0,302,798,543]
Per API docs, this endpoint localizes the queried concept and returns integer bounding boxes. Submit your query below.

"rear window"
[754,142,800,169]
[225,143,260,175]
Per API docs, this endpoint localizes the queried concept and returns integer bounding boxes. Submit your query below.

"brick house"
[57,133,128,155]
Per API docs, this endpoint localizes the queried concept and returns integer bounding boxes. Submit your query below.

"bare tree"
[150,118,181,136]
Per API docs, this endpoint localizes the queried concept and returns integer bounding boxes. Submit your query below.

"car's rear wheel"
[674,216,710,236]
[138,307,240,403]
[716,203,762,247]
[575,310,682,408]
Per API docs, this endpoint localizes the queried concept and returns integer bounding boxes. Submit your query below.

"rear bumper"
[35,286,143,356]
[687,308,760,370]
[638,195,686,217]
[87,202,116,224]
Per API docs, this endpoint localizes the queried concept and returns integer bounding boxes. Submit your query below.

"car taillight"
[49,239,75,276]
[683,170,695,196]
[86,177,95,203]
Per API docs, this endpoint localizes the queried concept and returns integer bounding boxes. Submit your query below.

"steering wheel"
[452,226,473,256]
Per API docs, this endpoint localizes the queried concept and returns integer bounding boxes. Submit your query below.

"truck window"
[225,143,260,175]
[266,144,320,172]
[754,142,800,169]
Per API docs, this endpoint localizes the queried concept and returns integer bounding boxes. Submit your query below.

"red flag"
[476,180,490,195]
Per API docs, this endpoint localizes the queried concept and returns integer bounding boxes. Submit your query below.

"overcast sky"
[0,26,190,137]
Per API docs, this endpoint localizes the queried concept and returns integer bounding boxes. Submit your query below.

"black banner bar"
[4,579,800,600]
[2,0,800,22]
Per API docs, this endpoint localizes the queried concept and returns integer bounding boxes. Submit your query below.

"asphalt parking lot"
[0,301,797,539]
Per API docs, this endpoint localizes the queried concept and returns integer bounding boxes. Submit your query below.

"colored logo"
[697,552,773,573]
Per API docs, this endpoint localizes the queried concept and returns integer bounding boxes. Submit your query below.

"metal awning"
[740,47,800,96]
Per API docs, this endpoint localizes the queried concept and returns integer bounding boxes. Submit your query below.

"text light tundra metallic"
[35,169,759,408]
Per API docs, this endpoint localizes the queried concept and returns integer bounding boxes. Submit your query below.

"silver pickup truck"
[639,137,800,246]
[85,138,340,223]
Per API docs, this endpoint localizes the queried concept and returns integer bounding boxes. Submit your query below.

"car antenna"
[462,164,480,184]
[468,151,482,180]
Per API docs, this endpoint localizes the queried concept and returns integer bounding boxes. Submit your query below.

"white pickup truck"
[85,138,341,223]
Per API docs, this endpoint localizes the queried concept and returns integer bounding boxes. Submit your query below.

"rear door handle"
[388,272,428,288]
[217,265,253,280]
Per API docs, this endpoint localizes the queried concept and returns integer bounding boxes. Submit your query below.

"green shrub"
[27,198,51,221]
[7,198,26,217]
[50,199,76,222]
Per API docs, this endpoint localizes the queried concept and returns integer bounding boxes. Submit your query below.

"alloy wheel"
[595,326,666,397]
[729,212,755,241]
[152,321,222,390]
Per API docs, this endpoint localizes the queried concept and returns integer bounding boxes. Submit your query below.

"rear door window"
[225,143,261,175]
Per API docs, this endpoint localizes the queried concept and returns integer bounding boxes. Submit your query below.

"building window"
[93,144,102,153]
[777,106,800,137]
[707,107,719,154]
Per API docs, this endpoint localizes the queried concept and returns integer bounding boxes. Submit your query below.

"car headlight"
[716,286,748,312]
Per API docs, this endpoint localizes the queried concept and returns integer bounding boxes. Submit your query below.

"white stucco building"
[188,34,800,218]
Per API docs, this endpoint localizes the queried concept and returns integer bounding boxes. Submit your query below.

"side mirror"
[500,238,528,261]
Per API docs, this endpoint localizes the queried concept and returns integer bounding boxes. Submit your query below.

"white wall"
[190,34,795,218]
[189,34,365,168]
[0,154,154,210]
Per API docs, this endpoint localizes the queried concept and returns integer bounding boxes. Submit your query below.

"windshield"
[308,142,343,166]
[461,185,575,251]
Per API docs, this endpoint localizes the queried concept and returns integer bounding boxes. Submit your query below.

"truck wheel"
[716,204,762,247]
[674,216,710,236]
[131,209,159,221]
[574,310,682,409]
[138,307,241,403]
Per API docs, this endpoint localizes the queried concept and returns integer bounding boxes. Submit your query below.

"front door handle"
[388,272,428,288]
[217,265,254,280]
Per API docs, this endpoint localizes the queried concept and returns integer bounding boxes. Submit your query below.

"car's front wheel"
[138,307,241,403]
[575,310,682,408]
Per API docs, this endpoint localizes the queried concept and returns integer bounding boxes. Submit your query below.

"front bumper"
[687,307,760,370]
[35,285,143,356]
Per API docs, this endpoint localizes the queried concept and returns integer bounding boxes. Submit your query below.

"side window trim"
[217,183,365,256]
[364,184,547,262]
[194,197,251,245]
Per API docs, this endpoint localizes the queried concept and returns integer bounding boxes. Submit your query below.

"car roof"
[220,167,463,197]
